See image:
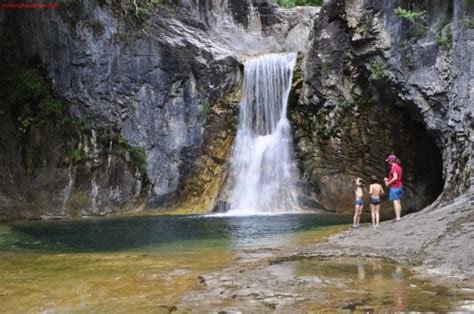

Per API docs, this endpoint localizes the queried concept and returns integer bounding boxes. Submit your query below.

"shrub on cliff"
[277,0,323,8]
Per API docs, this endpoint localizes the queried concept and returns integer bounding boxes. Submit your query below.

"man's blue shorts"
[389,187,404,201]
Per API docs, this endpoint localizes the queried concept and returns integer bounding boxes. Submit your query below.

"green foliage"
[4,63,87,173]
[116,137,147,177]
[69,147,86,163]
[371,61,384,80]
[361,12,374,34]
[408,23,429,39]
[312,109,329,139]
[462,16,474,29]
[436,29,452,50]
[136,6,149,17]
[198,101,211,119]
[38,96,64,119]
[434,17,452,50]
[394,7,428,40]
[14,68,48,102]
[393,7,426,22]
[129,146,147,175]
[277,0,323,8]
[436,36,451,49]
[18,115,35,134]
[462,151,470,165]
[124,0,165,18]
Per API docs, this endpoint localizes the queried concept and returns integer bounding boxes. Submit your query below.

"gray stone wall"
[294,0,472,210]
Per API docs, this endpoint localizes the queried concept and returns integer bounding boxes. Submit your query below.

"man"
[384,154,403,222]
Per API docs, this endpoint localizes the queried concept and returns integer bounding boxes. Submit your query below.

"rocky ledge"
[301,193,474,286]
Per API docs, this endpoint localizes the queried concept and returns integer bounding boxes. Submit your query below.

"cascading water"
[223,53,301,215]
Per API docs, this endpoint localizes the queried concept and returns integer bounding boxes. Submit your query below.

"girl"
[369,175,384,227]
[353,177,364,229]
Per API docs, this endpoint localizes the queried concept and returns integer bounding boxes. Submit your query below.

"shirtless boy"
[369,175,384,227]
[353,177,363,229]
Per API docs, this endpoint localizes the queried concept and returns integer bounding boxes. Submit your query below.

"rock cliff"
[293,0,473,211]
[1,0,471,219]
[0,0,318,218]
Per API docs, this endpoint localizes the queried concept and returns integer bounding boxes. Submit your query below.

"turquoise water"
[1,213,355,254]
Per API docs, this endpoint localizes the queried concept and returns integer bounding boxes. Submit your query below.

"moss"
[407,23,429,39]
[1,60,87,174]
[68,147,86,163]
[313,109,331,140]
[462,151,470,165]
[371,61,384,80]
[38,96,64,120]
[361,11,374,34]
[437,24,453,50]
[135,6,150,17]
[115,136,148,177]
[198,100,211,120]
[12,68,48,103]
[277,0,323,8]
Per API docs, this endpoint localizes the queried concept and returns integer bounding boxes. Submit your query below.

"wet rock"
[212,201,231,213]
[341,300,365,310]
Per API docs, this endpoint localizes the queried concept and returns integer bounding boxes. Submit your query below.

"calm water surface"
[1,213,353,253]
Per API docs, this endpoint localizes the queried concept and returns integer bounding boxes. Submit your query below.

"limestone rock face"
[293,0,473,211]
[0,0,317,218]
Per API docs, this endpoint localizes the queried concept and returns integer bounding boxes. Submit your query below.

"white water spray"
[223,53,301,215]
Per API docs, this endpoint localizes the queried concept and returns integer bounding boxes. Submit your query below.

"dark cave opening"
[386,106,444,212]
[290,97,446,213]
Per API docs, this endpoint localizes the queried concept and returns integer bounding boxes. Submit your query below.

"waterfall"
[223,53,301,215]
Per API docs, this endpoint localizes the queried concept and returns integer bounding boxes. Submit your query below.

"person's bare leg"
[394,200,401,220]
[353,205,359,226]
[375,205,380,225]
[370,204,376,226]
[356,205,363,225]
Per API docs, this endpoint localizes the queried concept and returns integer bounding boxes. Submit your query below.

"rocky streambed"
[1,212,472,312]
[175,225,474,312]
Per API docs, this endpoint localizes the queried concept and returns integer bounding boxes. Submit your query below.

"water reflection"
[350,262,408,310]
[356,263,366,280]
[392,265,407,311]
[2,213,354,253]
[285,259,421,311]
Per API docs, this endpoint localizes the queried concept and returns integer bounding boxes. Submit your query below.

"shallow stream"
[0,214,471,312]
